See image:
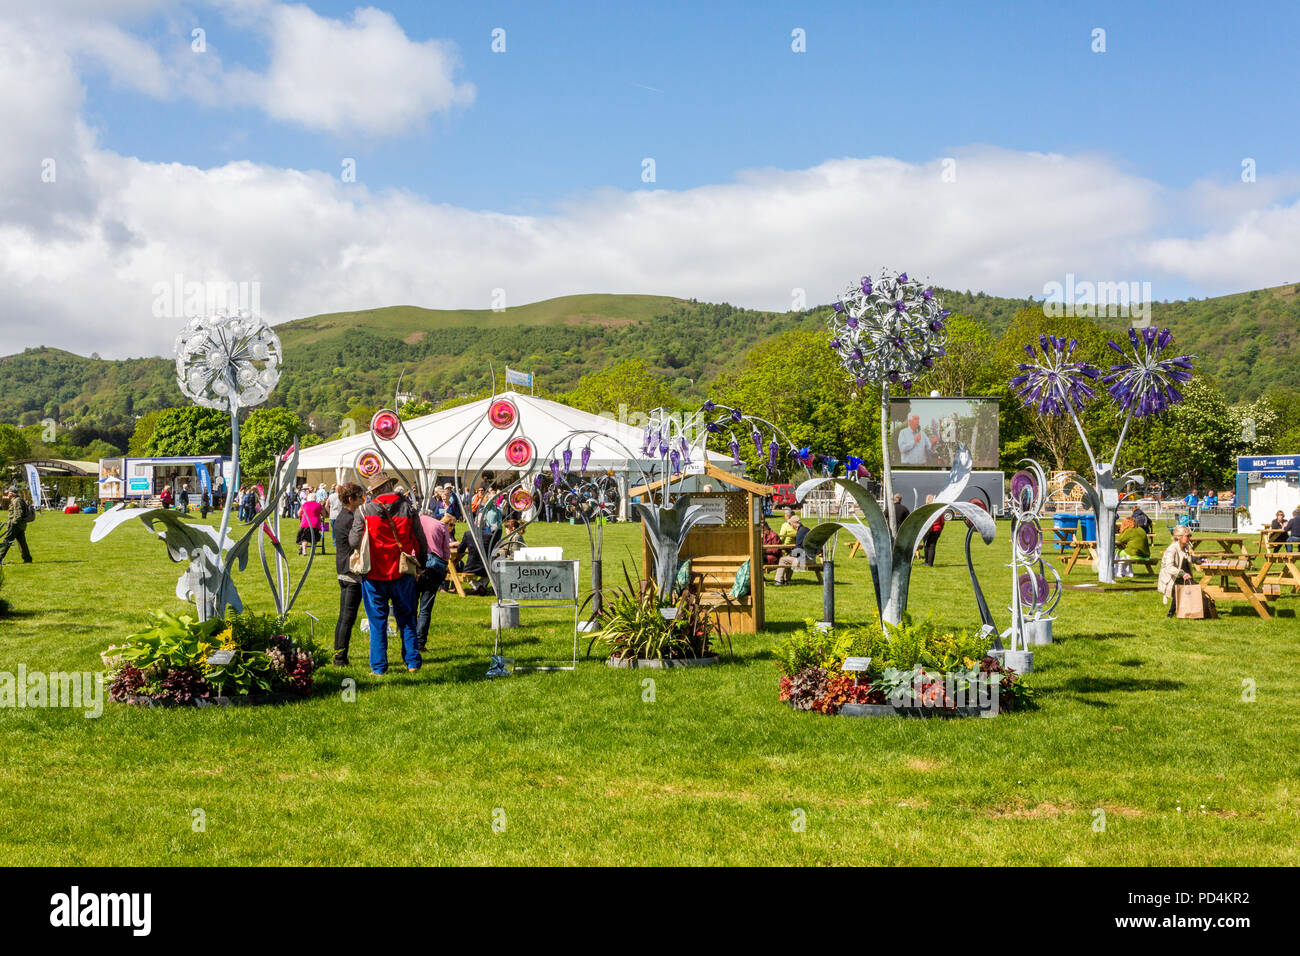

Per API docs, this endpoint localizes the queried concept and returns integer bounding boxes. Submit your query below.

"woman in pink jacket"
[298,496,325,555]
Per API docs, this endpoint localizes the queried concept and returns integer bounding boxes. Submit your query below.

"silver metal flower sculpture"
[828,270,949,532]
[1010,329,1193,583]
[174,310,282,560]
[92,312,288,622]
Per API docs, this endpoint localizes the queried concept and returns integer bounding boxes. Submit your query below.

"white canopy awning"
[295,391,730,489]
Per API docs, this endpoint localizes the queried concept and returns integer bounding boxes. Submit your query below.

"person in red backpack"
[348,471,427,675]
[921,494,945,567]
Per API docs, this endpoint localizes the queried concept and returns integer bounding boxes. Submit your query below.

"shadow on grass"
[1063,676,1184,694]
[1056,631,1135,642]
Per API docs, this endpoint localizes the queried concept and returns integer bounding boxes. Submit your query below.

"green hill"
[2,284,1297,430]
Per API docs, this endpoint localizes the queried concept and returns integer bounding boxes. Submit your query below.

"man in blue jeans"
[348,471,427,675]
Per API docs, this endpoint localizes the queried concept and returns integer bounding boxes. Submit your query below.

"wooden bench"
[685,555,753,620]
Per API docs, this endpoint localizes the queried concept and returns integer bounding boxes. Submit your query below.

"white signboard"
[693,498,726,525]
[498,560,578,603]
[842,656,872,672]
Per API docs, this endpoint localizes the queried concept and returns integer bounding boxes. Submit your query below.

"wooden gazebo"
[628,462,772,634]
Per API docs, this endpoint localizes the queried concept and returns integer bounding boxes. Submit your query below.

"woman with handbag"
[331,483,366,666]
[348,471,428,675]
[1158,525,1197,618]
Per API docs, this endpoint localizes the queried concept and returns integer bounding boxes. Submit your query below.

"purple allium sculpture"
[828,270,949,532]
[1011,328,1193,584]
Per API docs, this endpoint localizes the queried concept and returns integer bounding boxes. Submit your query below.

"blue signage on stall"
[1237,455,1299,472]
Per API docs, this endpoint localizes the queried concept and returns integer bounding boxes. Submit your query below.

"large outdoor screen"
[889,397,1000,470]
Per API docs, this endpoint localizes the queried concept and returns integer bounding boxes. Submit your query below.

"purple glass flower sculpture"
[1102,327,1194,418]
[1011,328,1193,585]
[1009,335,1101,416]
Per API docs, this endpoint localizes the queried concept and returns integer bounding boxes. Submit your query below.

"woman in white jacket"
[1158,525,1196,617]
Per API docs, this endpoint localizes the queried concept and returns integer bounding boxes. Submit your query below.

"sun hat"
[366,470,396,493]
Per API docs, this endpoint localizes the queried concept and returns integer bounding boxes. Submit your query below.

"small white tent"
[295,392,732,510]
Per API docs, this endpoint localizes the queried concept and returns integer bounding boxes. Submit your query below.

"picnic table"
[845,536,928,561]
[1198,557,1278,619]
[1252,552,1300,596]
[1257,528,1293,555]
[1053,537,1156,576]
[1057,538,1098,574]
[1052,526,1077,550]
[1190,534,1249,557]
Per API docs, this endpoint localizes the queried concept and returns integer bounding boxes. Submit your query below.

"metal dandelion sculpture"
[1010,327,1193,584]
[173,310,282,579]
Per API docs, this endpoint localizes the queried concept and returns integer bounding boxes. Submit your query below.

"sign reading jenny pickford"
[498,560,579,603]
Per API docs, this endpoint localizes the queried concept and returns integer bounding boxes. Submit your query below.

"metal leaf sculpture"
[1061,463,1144,584]
[253,445,314,618]
[635,400,809,606]
[91,506,245,619]
[797,447,996,625]
[631,494,714,597]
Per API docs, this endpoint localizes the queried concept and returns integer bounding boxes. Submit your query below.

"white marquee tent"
[294,392,734,511]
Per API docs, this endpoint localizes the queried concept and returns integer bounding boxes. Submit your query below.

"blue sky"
[85,0,1299,211]
[3,0,1299,356]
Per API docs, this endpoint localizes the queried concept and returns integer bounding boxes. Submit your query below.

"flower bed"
[589,575,731,667]
[775,618,1034,717]
[102,609,327,707]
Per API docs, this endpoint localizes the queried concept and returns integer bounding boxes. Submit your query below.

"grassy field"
[0,511,1296,866]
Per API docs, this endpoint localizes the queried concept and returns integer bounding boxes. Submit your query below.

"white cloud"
[11,1,474,137]
[1142,200,1300,288]
[1,5,1298,364]
[255,4,474,135]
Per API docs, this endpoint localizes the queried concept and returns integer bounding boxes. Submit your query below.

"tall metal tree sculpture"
[1010,328,1193,583]
[827,270,950,534]
[796,444,996,626]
